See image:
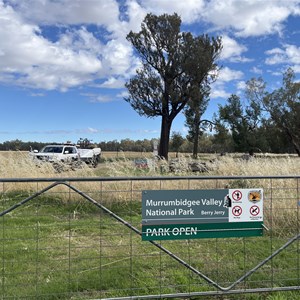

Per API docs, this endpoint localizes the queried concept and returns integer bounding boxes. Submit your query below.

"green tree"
[246,68,300,155]
[212,121,235,153]
[3,139,23,151]
[170,131,185,157]
[184,84,211,158]
[263,68,300,156]
[124,13,222,159]
[135,139,152,152]
[120,138,134,151]
[77,138,93,148]
[257,120,290,153]
[216,94,262,154]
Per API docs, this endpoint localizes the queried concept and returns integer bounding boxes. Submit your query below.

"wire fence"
[0,176,299,299]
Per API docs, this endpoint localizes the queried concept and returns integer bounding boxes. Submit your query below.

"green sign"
[142,189,263,240]
[142,222,263,241]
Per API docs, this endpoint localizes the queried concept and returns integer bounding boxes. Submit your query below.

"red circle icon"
[250,205,260,216]
[232,190,242,201]
[232,205,242,216]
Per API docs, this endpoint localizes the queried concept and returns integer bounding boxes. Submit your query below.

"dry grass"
[0,151,294,235]
[101,150,179,160]
[105,153,300,177]
[0,151,95,178]
[0,151,97,195]
[1,151,299,178]
[210,155,300,176]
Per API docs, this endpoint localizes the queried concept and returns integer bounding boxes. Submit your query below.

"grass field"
[1,190,300,299]
[0,150,299,178]
[0,151,300,299]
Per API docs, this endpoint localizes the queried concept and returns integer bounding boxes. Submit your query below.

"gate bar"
[1,180,299,293]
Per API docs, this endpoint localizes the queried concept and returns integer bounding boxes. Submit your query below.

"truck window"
[54,147,63,153]
[64,147,76,154]
[41,146,63,153]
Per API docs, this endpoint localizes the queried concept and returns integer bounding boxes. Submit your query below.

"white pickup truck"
[29,144,101,167]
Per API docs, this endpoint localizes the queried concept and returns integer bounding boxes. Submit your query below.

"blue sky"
[0,0,300,144]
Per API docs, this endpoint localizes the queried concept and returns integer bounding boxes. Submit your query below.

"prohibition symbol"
[250,205,260,216]
[232,205,242,216]
[232,190,242,201]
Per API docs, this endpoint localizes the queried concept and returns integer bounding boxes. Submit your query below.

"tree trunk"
[192,112,201,159]
[193,122,200,159]
[158,115,172,160]
[284,126,300,157]
[291,139,300,156]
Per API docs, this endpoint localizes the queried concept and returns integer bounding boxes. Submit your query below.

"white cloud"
[82,93,115,103]
[210,88,231,99]
[102,39,133,75]
[265,44,300,68]
[100,77,125,89]
[285,44,300,64]
[218,67,244,82]
[265,47,287,65]
[135,0,299,38]
[140,0,205,23]
[236,81,246,91]
[292,65,300,73]
[8,0,120,27]
[0,2,106,90]
[124,0,148,32]
[117,90,129,99]
[251,67,263,75]
[57,27,103,55]
[0,0,138,90]
[9,0,145,41]
[202,0,300,37]
[1,0,299,93]
[87,127,99,133]
[138,0,299,39]
[220,35,250,62]
[210,67,244,99]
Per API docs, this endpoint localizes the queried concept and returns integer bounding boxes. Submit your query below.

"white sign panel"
[228,189,263,222]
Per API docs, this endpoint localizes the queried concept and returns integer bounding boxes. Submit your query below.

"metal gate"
[0,176,299,299]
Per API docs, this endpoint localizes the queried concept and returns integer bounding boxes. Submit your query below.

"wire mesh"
[0,176,299,299]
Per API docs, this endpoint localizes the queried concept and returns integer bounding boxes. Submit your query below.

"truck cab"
[31,144,79,162]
